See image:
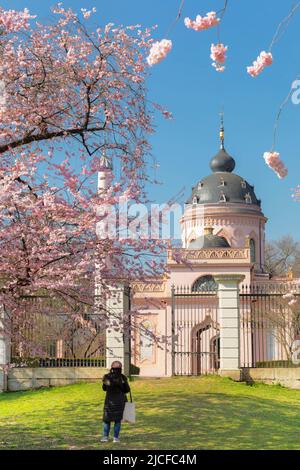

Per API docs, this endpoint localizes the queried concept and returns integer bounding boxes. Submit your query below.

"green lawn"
[1,375,300,450]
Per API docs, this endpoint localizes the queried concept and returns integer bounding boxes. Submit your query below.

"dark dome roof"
[187,172,260,206]
[186,146,261,207]
[188,232,230,249]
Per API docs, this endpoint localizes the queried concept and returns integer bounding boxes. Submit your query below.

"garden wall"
[7,367,107,391]
[241,368,300,390]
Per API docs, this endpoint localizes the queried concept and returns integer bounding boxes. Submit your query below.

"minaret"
[96,151,130,375]
[95,150,113,343]
[96,150,114,243]
[97,150,113,193]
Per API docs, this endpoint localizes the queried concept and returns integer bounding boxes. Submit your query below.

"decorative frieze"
[168,248,250,263]
[182,216,265,228]
[131,281,166,293]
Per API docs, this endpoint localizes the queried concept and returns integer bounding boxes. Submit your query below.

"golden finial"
[288,266,294,280]
[219,109,225,150]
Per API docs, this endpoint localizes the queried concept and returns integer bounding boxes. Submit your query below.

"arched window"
[250,239,256,263]
[192,275,218,292]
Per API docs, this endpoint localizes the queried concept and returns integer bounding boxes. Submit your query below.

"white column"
[0,307,10,392]
[106,284,130,376]
[214,274,245,379]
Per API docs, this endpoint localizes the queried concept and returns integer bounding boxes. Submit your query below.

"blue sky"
[2,0,300,240]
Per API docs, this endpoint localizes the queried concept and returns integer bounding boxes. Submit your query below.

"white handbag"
[122,391,136,423]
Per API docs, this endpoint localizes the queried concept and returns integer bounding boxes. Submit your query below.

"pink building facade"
[130,127,289,377]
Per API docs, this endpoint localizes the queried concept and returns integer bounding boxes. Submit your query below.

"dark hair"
[111,361,122,369]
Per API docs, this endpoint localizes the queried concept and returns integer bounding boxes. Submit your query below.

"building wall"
[131,308,172,377]
[132,246,253,377]
[180,203,266,269]
[167,266,252,289]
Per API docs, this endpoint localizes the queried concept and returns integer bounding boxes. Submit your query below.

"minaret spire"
[209,111,236,173]
[219,109,225,150]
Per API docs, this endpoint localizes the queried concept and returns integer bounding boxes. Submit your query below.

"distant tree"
[265,235,300,278]
[259,293,300,362]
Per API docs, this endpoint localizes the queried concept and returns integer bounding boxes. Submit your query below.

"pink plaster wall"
[180,203,267,268]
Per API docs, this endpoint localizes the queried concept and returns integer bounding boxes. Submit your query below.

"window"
[241,180,246,188]
[192,275,218,292]
[219,192,227,203]
[48,341,57,358]
[245,193,252,204]
[250,238,256,263]
[218,177,225,187]
[193,196,198,205]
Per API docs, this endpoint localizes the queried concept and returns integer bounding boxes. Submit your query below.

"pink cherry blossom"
[0,6,168,352]
[283,292,295,300]
[210,43,228,72]
[184,12,220,31]
[283,292,298,306]
[81,7,97,19]
[0,7,36,33]
[247,51,273,77]
[147,39,172,66]
[263,151,288,179]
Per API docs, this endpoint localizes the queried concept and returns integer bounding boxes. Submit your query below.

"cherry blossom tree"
[0,5,167,353]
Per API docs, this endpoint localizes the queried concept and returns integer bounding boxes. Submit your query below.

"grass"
[1,375,300,450]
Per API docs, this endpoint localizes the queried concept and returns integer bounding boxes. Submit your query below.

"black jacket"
[102,372,131,422]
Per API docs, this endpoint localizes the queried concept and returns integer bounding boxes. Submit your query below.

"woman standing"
[101,361,131,443]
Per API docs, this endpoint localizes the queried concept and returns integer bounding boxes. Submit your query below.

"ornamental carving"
[182,215,265,227]
[168,248,250,262]
[131,282,166,293]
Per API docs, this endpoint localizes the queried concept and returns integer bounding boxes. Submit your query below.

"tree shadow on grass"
[1,391,300,450]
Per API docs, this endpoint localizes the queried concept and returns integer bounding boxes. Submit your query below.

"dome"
[210,148,235,173]
[186,119,262,208]
[187,145,261,207]
[188,227,230,249]
[187,172,260,206]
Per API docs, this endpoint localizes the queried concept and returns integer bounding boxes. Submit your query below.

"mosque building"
[124,120,296,376]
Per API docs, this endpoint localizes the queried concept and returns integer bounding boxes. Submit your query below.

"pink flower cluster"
[210,43,228,72]
[263,151,288,179]
[80,7,97,19]
[184,12,220,31]
[147,39,172,66]
[283,292,298,306]
[0,7,35,33]
[247,51,273,77]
